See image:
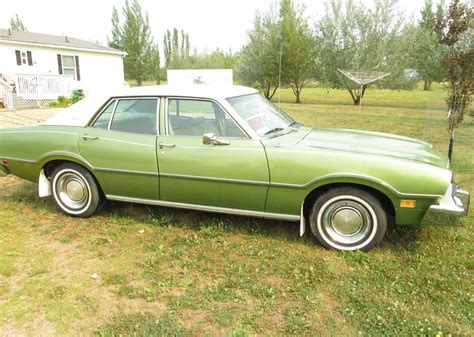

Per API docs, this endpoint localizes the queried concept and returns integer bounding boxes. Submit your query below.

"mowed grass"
[0,85,472,336]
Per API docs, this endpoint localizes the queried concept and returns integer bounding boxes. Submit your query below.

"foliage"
[107,0,160,86]
[163,28,191,69]
[238,0,314,102]
[72,90,85,103]
[9,14,27,32]
[434,0,473,160]
[48,95,74,107]
[409,0,448,90]
[316,0,407,104]
[279,0,315,103]
[237,4,282,99]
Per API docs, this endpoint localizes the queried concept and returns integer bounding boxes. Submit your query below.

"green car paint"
[0,87,468,230]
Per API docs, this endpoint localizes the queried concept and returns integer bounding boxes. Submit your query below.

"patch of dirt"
[0,315,56,337]
[0,108,61,128]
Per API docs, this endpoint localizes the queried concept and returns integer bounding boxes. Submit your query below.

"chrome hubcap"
[56,173,89,210]
[321,199,373,247]
[331,207,363,235]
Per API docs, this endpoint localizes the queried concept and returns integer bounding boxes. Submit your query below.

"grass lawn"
[0,85,472,336]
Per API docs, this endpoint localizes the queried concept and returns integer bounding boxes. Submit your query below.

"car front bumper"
[421,183,470,226]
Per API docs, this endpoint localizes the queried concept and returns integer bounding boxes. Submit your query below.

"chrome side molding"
[106,194,301,222]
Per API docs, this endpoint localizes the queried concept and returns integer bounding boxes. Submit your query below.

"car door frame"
[155,95,272,212]
[79,96,161,200]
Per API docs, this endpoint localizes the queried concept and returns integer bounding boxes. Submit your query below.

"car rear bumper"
[421,183,470,226]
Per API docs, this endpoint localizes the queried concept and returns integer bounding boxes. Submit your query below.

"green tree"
[238,5,282,99]
[163,28,190,69]
[108,6,122,50]
[10,14,27,32]
[434,0,473,161]
[108,0,159,86]
[411,0,447,90]
[279,0,314,103]
[316,0,405,104]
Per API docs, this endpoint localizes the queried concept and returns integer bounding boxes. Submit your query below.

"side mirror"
[202,133,230,146]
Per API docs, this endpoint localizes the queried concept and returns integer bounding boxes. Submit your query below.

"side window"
[93,100,116,129]
[168,99,245,138]
[110,99,158,135]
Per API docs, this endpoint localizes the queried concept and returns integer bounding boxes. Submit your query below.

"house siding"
[0,42,125,94]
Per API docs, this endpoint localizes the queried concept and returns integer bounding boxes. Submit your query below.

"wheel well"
[42,160,104,195]
[303,183,396,220]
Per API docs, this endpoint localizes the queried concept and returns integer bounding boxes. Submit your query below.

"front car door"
[156,97,269,211]
[79,97,160,200]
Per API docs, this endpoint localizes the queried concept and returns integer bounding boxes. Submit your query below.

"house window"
[57,54,81,81]
[15,50,33,66]
[62,55,76,79]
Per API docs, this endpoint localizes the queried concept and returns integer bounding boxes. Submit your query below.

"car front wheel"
[309,187,387,252]
[51,163,102,217]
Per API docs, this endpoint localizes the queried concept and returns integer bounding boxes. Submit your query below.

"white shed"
[167,69,233,86]
[0,29,126,108]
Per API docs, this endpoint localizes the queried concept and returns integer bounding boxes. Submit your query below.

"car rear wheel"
[309,187,387,252]
[51,163,102,218]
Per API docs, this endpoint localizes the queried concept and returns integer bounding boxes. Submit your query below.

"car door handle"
[158,142,176,148]
[82,135,99,141]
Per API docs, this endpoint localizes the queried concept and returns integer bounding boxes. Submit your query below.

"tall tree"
[238,5,282,99]
[279,0,314,103]
[108,0,159,86]
[10,14,27,32]
[163,28,191,69]
[316,0,405,104]
[412,0,447,90]
[434,0,473,161]
[108,7,122,50]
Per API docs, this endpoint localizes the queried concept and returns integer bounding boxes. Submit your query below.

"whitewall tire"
[51,163,102,218]
[310,187,387,252]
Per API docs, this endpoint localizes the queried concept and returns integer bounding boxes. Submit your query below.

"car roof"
[116,84,258,99]
[43,85,259,127]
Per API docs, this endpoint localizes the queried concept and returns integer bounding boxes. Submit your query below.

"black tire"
[51,163,102,218]
[309,187,387,252]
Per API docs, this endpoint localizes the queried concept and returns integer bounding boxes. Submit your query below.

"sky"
[1,0,432,54]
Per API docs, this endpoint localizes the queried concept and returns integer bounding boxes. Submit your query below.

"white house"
[0,29,126,109]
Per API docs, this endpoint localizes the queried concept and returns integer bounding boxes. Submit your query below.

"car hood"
[288,127,449,168]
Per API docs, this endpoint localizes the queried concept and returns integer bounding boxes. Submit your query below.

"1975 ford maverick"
[0,85,469,251]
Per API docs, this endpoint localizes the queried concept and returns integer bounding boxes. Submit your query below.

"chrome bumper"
[0,165,9,177]
[421,183,470,226]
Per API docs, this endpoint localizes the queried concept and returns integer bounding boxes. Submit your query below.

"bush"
[48,95,73,107]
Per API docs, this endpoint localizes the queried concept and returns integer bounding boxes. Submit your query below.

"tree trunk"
[349,86,367,105]
[423,79,432,91]
[137,78,142,86]
[448,125,455,163]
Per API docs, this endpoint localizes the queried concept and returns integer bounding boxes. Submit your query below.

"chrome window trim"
[89,99,116,128]
[164,96,250,139]
[109,97,160,135]
[89,96,160,135]
[107,99,118,130]
[106,194,301,221]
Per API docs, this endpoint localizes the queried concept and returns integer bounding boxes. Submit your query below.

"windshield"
[226,94,295,137]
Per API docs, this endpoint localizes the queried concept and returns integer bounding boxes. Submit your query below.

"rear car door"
[79,97,159,200]
[156,97,269,211]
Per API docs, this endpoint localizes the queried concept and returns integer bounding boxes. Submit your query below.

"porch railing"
[16,74,73,100]
[0,78,13,109]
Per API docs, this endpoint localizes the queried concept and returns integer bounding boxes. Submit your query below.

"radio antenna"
[278,42,282,107]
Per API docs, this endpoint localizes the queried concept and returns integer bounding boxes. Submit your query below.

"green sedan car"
[0,85,469,251]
